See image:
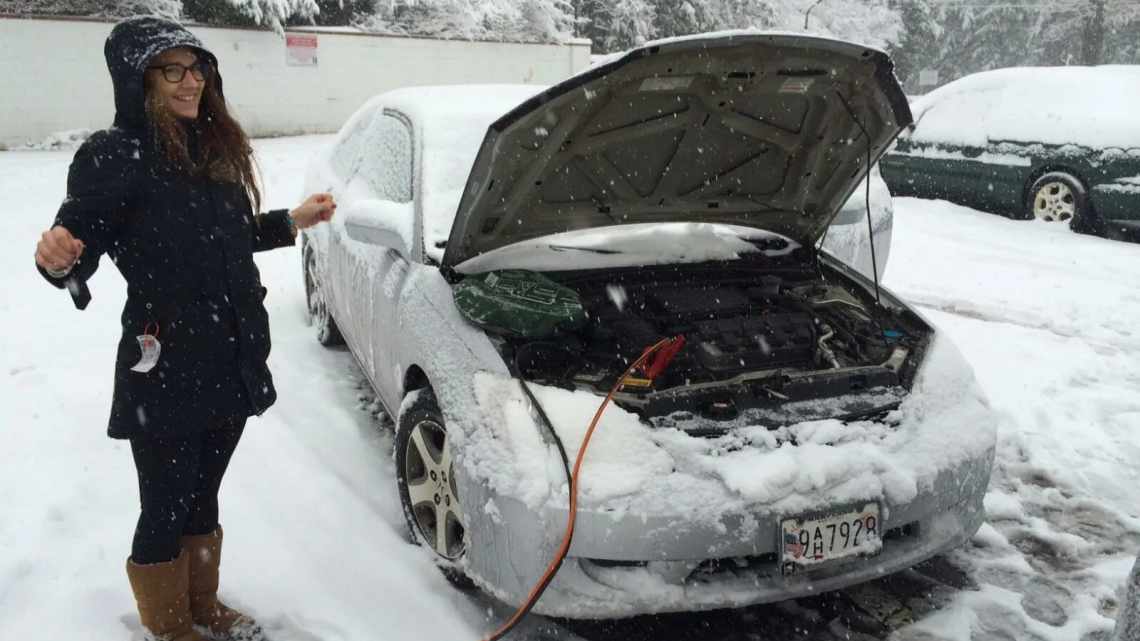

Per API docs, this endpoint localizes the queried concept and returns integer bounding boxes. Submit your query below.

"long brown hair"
[145,68,262,213]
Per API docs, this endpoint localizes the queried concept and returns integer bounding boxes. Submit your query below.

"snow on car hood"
[466,334,996,518]
[443,32,912,270]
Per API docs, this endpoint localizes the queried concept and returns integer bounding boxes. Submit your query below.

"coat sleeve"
[251,208,296,253]
[37,132,137,291]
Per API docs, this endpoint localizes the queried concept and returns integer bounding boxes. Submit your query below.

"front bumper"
[460,449,992,618]
[449,333,995,618]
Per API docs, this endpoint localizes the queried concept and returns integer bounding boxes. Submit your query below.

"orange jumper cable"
[480,336,682,641]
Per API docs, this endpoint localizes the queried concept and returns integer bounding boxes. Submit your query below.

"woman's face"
[145,47,206,121]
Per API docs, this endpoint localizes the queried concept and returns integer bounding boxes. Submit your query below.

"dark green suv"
[880,66,1140,240]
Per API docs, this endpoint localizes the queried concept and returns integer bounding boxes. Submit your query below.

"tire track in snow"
[904,294,1140,357]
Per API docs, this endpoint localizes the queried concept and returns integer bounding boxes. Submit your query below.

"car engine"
[482,263,931,431]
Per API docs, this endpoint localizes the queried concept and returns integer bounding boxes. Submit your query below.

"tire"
[303,246,344,347]
[395,388,474,589]
[1027,172,1099,234]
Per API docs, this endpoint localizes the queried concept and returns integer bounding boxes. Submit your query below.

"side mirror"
[343,200,414,260]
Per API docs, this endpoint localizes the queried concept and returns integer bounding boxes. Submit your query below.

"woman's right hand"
[35,225,85,276]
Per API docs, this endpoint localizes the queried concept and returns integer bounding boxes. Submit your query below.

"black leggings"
[129,418,245,564]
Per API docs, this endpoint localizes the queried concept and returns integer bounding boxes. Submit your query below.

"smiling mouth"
[173,95,199,104]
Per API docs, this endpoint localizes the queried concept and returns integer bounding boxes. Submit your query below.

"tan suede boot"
[181,526,262,641]
[126,552,206,641]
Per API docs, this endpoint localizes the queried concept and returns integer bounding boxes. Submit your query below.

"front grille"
[691,553,780,578]
[583,520,922,585]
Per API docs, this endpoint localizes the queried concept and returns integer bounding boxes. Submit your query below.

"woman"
[33,16,334,641]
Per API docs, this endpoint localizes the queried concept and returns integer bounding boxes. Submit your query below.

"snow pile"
[472,375,675,507]
[20,128,95,151]
[909,66,1140,149]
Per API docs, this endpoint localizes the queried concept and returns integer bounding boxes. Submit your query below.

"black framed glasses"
[146,60,212,83]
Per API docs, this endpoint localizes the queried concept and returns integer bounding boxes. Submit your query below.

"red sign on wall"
[286,34,318,66]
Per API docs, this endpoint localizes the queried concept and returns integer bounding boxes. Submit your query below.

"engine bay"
[476,261,931,430]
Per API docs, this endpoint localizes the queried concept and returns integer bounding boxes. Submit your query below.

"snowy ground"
[2,137,1138,641]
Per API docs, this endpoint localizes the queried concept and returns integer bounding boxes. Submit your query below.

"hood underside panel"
[443,33,912,270]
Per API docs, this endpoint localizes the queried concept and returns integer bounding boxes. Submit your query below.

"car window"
[330,108,377,181]
[358,113,414,203]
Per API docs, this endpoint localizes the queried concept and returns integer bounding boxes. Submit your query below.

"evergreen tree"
[222,0,319,32]
[1,0,181,18]
[183,0,256,26]
[355,0,572,43]
[653,0,716,39]
[572,0,654,52]
[569,0,608,41]
[889,0,1140,93]
[290,0,375,26]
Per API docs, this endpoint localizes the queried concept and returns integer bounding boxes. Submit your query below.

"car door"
[887,130,994,206]
[323,106,382,370]
[342,110,416,410]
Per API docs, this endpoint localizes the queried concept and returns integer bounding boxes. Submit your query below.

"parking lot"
[3,136,1137,640]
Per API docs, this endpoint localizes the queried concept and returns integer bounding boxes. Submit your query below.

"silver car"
[301,33,996,618]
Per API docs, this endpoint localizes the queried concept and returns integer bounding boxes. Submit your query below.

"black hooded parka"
[39,17,295,439]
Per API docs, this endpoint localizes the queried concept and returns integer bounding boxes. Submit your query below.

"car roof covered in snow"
[355,84,548,263]
[909,65,1140,150]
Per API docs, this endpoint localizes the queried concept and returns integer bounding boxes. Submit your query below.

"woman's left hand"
[289,193,337,230]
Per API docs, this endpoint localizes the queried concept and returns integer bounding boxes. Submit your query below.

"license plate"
[780,502,881,575]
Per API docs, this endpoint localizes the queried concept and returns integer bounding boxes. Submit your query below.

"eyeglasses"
[146,60,212,84]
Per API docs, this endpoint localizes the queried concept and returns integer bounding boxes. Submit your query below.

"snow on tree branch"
[225,0,319,33]
[1,0,183,19]
[356,0,573,43]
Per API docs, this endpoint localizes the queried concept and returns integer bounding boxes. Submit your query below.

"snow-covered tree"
[573,0,655,51]
[0,0,182,18]
[780,0,901,50]
[222,0,319,32]
[571,0,900,53]
[889,0,1140,93]
[301,0,372,26]
[356,0,573,43]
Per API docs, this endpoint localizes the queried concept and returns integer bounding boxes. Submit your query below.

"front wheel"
[395,389,473,589]
[1027,172,1097,233]
[303,247,343,347]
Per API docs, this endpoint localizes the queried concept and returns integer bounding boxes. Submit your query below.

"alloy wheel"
[404,419,466,559]
[1033,181,1077,223]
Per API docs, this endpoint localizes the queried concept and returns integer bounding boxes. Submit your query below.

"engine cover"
[692,313,816,373]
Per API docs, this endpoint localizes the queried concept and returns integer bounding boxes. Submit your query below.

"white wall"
[0,17,592,148]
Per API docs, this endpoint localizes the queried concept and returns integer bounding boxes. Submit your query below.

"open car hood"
[442,32,912,270]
